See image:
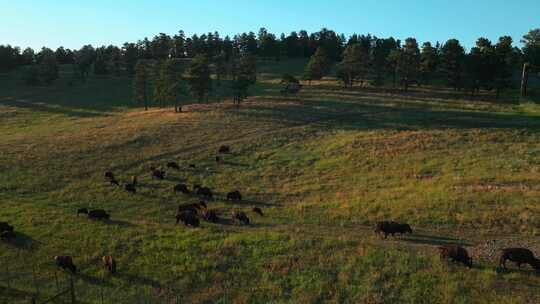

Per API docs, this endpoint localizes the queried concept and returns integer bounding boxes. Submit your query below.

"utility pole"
[521,62,530,98]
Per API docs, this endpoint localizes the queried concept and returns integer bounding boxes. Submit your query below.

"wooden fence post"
[521,62,530,98]
[70,276,76,304]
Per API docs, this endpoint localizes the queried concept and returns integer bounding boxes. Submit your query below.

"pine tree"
[303,47,331,84]
[336,44,369,88]
[187,54,212,103]
[396,38,420,91]
[419,42,438,85]
[230,53,257,106]
[133,61,151,111]
[154,59,184,112]
[440,39,465,90]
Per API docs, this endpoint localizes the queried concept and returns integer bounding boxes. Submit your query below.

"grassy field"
[1,61,540,303]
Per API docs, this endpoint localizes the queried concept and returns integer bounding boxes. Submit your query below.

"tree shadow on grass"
[401,233,473,247]
[5,232,42,250]
[115,272,161,288]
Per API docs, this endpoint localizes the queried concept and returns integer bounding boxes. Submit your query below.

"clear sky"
[1,0,538,50]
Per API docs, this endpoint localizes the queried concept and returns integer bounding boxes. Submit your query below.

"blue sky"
[0,0,538,50]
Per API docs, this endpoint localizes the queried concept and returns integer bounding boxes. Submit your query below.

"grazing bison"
[102,255,117,274]
[375,221,413,239]
[151,169,165,180]
[55,256,77,274]
[0,222,14,233]
[195,186,213,199]
[110,178,120,186]
[438,245,473,268]
[177,203,205,215]
[189,164,196,169]
[167,162,180,170]
[105,171,115,180]
[1,230,16,241]
[252,207,264,217]
[125,183,136,194]
[500,248,540,272]
[176,212,200,227]
[226,190,242,202]
[174,184,190,194]
[219,145,231,154]
[202,209,219,223]
[232,211,250,225]
[88,209,110,220]
[77,208,89,216]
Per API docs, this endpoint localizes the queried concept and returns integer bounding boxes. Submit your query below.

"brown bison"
[167,162,181,170]
[1,230,16,241]
[252,207,264,217]
[176,212,200,227]
[226,190,242,202]
[202,209,219,223]
[104,171,115,180]
[174,184,190,194]
[125,183,136,194]
[151,168,165,180]
[500,248,540,273]
[219,145,231,154]
[195,186,213,199]
[88,209,110,220]
[0,222,14,233]
[102,255,117,274]
[77,208,89,216]
[438,245,473,268]
[55,256,77,274]
[375,221,413,239]
[232,211,250,225]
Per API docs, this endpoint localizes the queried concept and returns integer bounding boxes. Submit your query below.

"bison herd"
[2,144,539,279]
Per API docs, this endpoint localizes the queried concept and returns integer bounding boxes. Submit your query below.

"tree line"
[0,27,539,103]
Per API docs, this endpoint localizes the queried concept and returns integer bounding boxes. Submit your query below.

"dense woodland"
[1,28,540,107]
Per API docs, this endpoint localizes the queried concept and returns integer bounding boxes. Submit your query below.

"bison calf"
[500,248,540,273]
[226,190,242,202]
[174,184,190,194]
[438,245,473,268]
[102,255,117,274]
[219,145,231,154]
[55,256,77,274]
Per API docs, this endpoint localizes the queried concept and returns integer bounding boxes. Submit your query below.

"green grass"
[1,62,540,303]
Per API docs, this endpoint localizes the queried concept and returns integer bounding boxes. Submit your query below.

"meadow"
[1,61,540,303]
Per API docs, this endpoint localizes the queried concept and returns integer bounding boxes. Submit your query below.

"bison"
[438,245,473,268]
[109,178,120,186]
[226,190,242,202]
[167,162,180,170]
[195,186,213,199]
[102,255,117,274]
[232,211,250,225]
[125,183,136,194]
[104,171,115,180]
[55,256,77,274]
[219,145,231,154]
[0,222,14,233]
[177,203,203,215]
[0,230,16,241]
[176,212,200,227]
[500,248,540,272]
[174,184,190,194]
[88,209,110,220]
[375,221,413,239]
[77,208,89,216]
[202,209,220,223]
[151,168,165,180]
[252,207,264,217]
